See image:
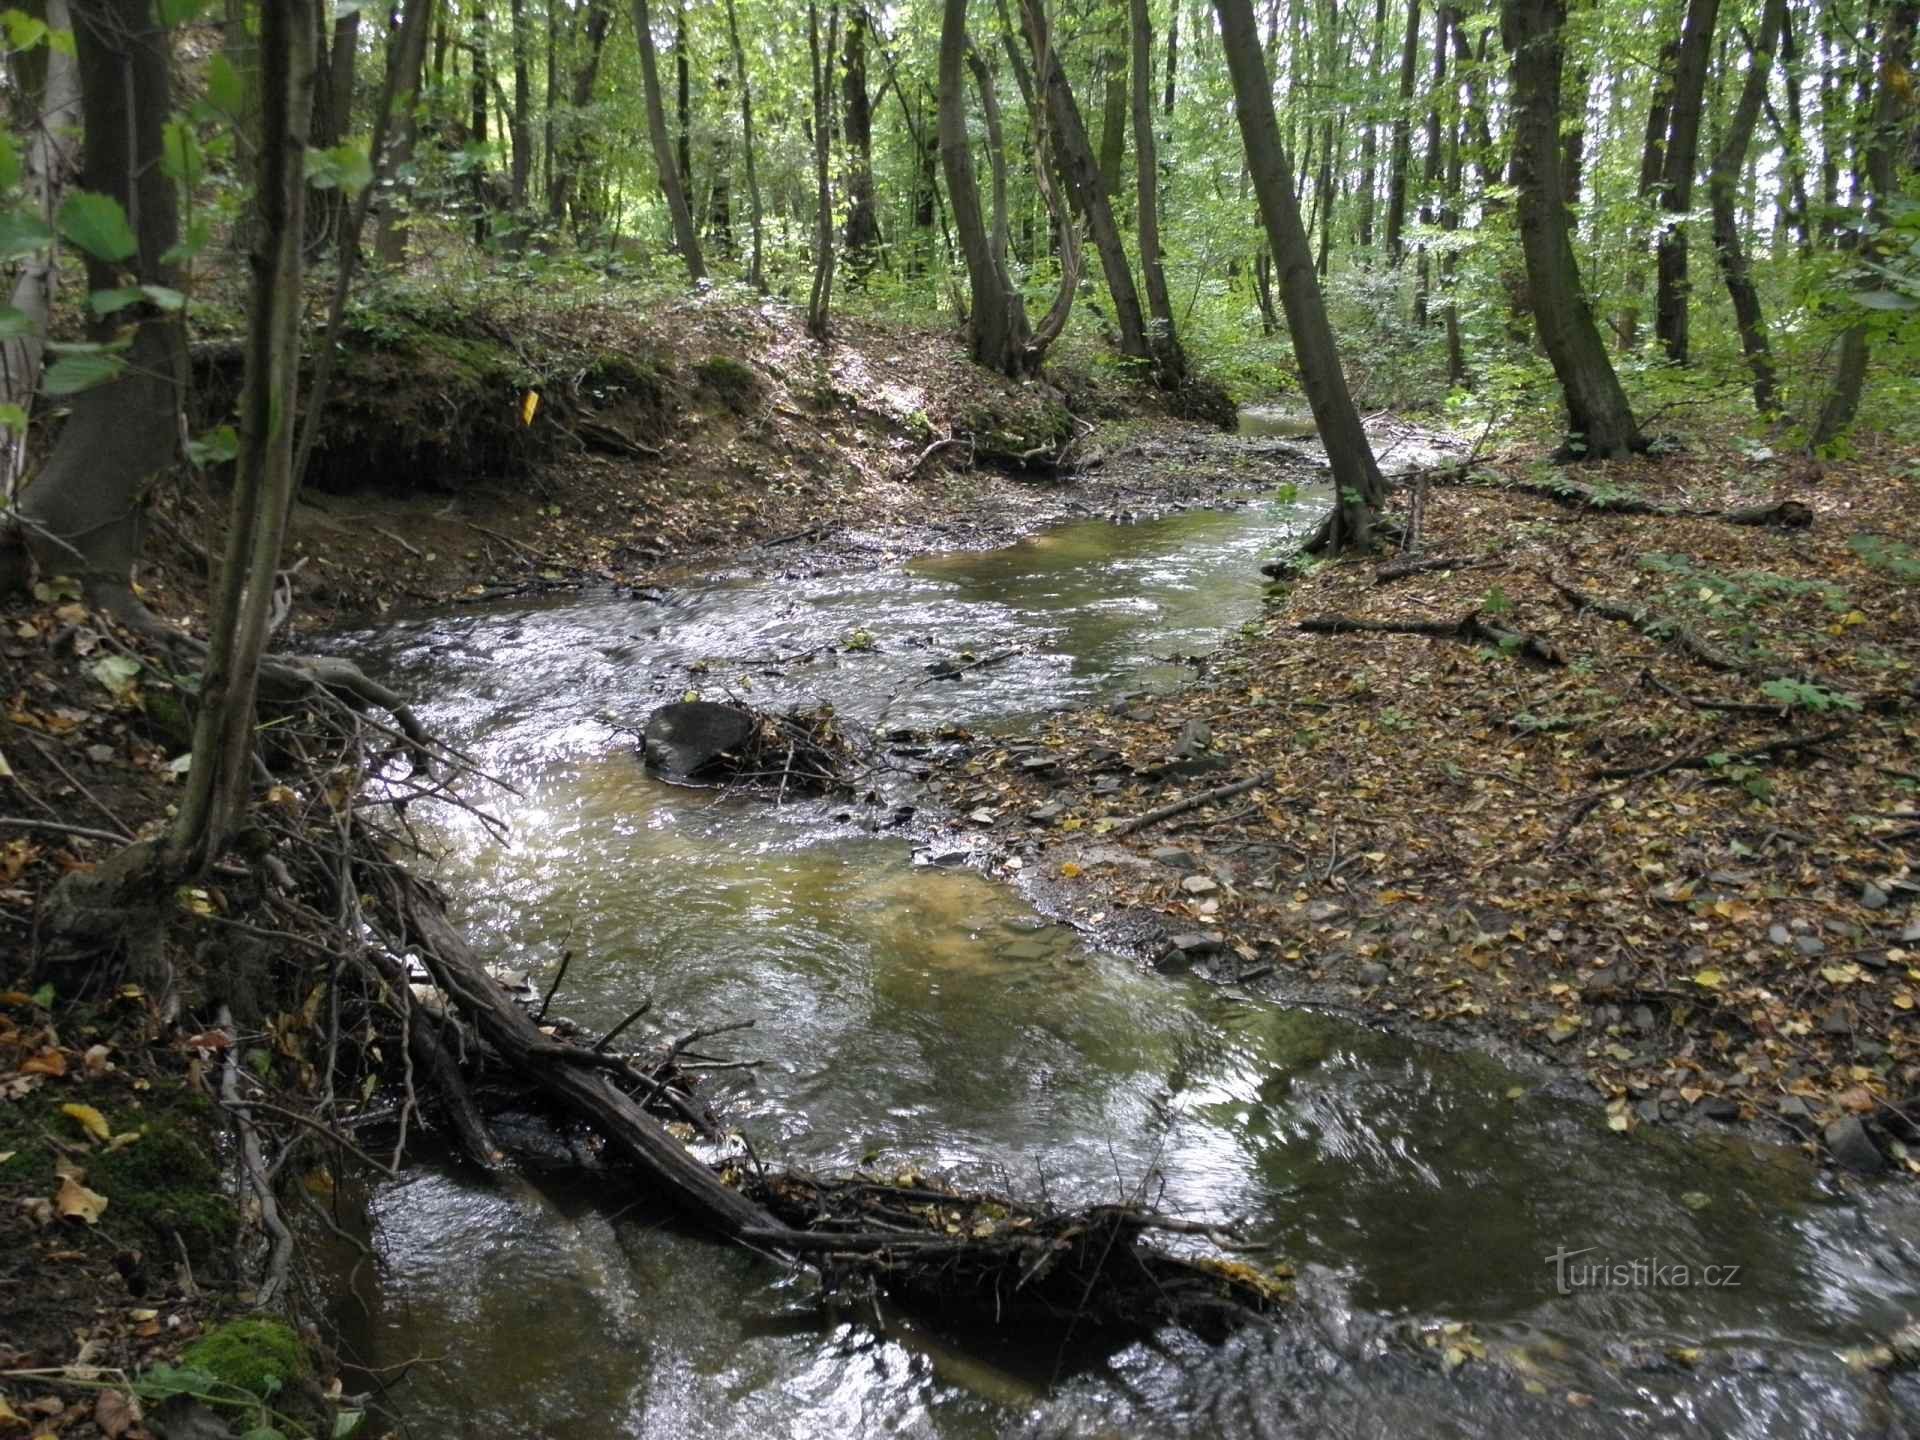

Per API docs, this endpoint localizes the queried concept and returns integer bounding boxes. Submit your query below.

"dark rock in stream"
[642,701,756,777]
[1825,1117,1889,1175]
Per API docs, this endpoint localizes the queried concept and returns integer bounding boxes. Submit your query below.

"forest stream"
[316,440,1920,1438]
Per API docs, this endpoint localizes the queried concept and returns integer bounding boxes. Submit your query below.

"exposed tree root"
[1372,554,1503,584]
[1546,570,1747,673]
[1419,469,1813,528]
[1298,610,1565,665]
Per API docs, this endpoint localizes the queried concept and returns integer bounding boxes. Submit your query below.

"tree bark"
[17,0,186,609]
[842,6,882,281]
[1098,25,1128,203]
[806,0,837,338]
[1019,0,1151,363]
[1811,1,1917,447]
[631,0,706,279]
[167,0,315,873]
[1384,0,1421,265]
[373,0,435,262]
[1356,0,1389,250]
[941,0,1033,375]
[1502,0,1643,457]
[965,42,1012,276]
[548,0,612,228]
[0,0,81,505]
[1215,0,1387,550]
[723,0,766,290]
[1653,0,1721,363]
[1616,34,1676,350]
[1131,0,1186,384]
[508,0,532,209]
[1708,0,1785,413]
[674,1,692,190]
[1414,0,1449,325]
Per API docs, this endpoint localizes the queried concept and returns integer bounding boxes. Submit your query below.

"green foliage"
[178,1321,307,1401]
[1849,533,1920,582]
[1757,677,1861,712]
[56,192,138,263]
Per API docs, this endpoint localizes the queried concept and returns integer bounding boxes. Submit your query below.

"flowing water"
[325,471,1920,1437]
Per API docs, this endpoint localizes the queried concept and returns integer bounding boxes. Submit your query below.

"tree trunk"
[1131,0,1186,384]
[1502,0,1643,457]
[0,0,80,505]
[631,0,706,279]
[544,0,558,211]
[941,0,1033,375]
[1615,34,1676,350]
[508,0,531,209]
[1708,0,1785,413]
[17,0,186,610]
[468,7,491,247]
[168,0,315,874]
[1020,0,1151,363]
[723,0,767,290]
[1356,0,1389,251]
[806,0,837,338]
[1163,5,1178,115]
[965,43,1012,275]
[548,0,611,228]
[1811,1,1917,447]
[1414,0,1448,324]
[675,2,692,189]
[373,0,436,262]
[843,6,882,281]
[1214,0,1387,550]
[1384,0,1421,265]
[1653,0,1720,363]
[1098,26,1128,203]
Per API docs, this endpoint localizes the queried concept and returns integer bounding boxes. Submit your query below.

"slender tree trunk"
[1215,0,1387,550]
[1098,25,1128,202]
[17,0,186,610]
[0,0,80,505]
[966,43,1012,274]
[1616,33,1676,350]
[723,0,766,289]
[549,0,612,227]
[1357,0,1389,251]
[631,0,706,279]
[310,3,360,249]
[674,1,692,188]
[1708,0,1785,413]
[941,0,1033,374]
[1414,0,1448,324]
[1163,4,1178,115]
[1020,0,1151,362]
[168,0,315,874]
[1132,0,1186,384]
[1811,1,1917,446]
[1774,1,1813,255]
[508,0,531,209]
[1384,0,1421,264]
[1503,0,1642,457]
[468,6,491,246]
[806,0,837,337]
[843,6,882,280]
[1654,0,1721,363]
[544,0,558,211]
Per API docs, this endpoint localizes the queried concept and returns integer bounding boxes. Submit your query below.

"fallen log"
[1298,610,1564,665]
[1420,469,1814,527]
[371,866,1289,1336]
[1372,554,1502,585]
[1111,771,1277,837]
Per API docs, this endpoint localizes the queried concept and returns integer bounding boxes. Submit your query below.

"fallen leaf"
[93,1389,140,1439]
[61,1103,111,1142]
[54,1173,108,1223]
[19,1047,67,1076]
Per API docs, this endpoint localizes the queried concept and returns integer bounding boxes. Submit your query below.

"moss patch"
[692,354,762,413]
[90,1097,237,1261]
[180,1318,307,1399]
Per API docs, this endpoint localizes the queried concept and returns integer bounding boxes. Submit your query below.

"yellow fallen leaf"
[61,1103,111,1142]
[55,1173,109,1223]
[1059,862,1082,878]
[520,390,541,427]
[0,1393,25,1430]
[1692,969,1725,989]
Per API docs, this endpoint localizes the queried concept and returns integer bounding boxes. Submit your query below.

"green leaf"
[304,140,373,193]
[29,981,53,1007]
[1853,288,1919,311]
[160,217,211,266]
[185,424,238,466]
[0,132,19,191]
[44,25,73,56]
[0,304,34,338]
[154,0,213,24]
[43,351,125,396]
[89,286,148,316]
[207,52,244,114]
[0,206,54,260]
[332,1412,366,1439]
[139,284,185,311]
[2,10,48,50]
[0,403,29,433]
[56,192,138,263]
[89,654,141,702]
[161,120,204,185]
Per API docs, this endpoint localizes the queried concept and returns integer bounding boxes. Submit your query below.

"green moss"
[91,1101,237,1260]
[180,1319,307,1400]
[692,354,762,413]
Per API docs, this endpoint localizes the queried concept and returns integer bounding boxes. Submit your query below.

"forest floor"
[6,289,1920,1434]
[943,428,1920,1175]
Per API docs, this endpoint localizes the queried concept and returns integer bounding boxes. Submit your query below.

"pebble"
[1026,802,1067,825]
[1357,962,1390,986]
[1001,940,1052,962]
[1181,875,1220,896]
[1165,932,1225,959]
[1768,924,1792,946]
[1825,1117,1888,1175]
[1701,1097,1741,1121]
[1793,934,1827,958]
[1149,847,1198,870]
[1820,1008,1853,1036]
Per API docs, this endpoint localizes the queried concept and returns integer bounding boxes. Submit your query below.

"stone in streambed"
[1149,847,1198,870]
[642,701,755,777]
[1825,1117,1888,1175]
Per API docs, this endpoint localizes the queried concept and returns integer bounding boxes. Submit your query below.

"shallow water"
[327,487,1920,1438]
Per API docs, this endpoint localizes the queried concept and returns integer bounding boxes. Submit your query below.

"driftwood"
[374,868,1289,1336]
[1111,771,1277,837]
[1298,610,1565,665]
